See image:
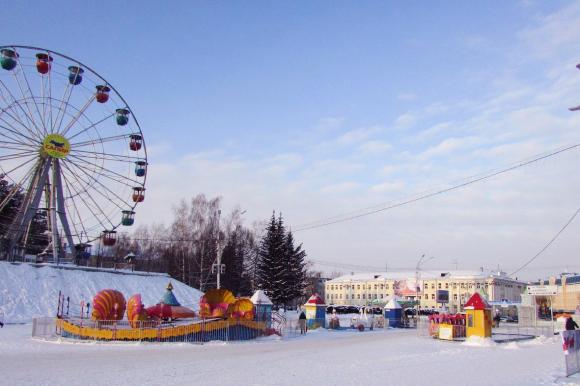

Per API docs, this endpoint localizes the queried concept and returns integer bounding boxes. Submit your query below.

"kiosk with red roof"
[464,292,492,338]
[304,293,326,329]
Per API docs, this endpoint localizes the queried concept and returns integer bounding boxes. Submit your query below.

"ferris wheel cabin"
[0,48,19,70]
[132,187,145,202]
[122,210,135,226]
[67,66,84,85]
[35,53,53,74]
[101,231,117,247]
[116,108,130,126]
[129,134,143,151]
[135,161,147,177]
[95,85,111,103]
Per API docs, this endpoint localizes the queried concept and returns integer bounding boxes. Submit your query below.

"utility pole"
[212,210,225,289]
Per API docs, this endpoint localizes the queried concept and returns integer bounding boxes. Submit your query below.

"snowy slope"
[0,262,202,323]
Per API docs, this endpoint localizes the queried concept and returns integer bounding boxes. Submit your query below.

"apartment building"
[325,270,526,312]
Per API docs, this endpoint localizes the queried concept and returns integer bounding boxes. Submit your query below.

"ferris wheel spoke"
[60,163,117,229]
[0,144,39,154]
[67,152,137,164]
[0,79,44,139]
[0,100,43,141]
[14,60,48,136]
[0,156,38,178]
[53,81,73,135]
[60,173,90,242]
[0,125,37,146]
[0,162,38,211]
[60,94,96,136]
[70,133,130,149]
[62,160,128,211]
[60,169,112,230]
[66,112,115,141]
[0,151,38,162]
[68,154,144,186]
[69,148,142,162]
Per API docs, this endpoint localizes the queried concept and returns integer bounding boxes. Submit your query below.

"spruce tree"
[256,212,284,303]
[285,231,308,304]
[256,212,308,307]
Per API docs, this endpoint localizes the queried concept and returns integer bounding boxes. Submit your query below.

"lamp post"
[415,254,434,326]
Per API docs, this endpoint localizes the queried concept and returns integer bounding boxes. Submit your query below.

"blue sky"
[3,1,580,279]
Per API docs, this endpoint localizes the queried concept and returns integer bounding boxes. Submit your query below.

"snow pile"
[461,335,498,347]
[0,262,202,323]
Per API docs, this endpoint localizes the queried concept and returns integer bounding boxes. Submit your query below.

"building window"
[386,284,390,289]
[380,284,384,290]
[362,294,366,299]
[357,285,360,290]
[438,283,442,289]
[380,294,384,298]
[357,294,360,299]
[424,283,428,289]
[453,294,457,300]
[445,283,449,289]
[431,284,435,289]
[431,294,435,300]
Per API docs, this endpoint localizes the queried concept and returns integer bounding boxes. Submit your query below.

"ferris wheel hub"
[41,134,70,159]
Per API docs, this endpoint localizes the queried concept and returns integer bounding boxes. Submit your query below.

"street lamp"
[415,254,434,326]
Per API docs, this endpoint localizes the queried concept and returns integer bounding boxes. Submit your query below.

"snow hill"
[0,262,203,323]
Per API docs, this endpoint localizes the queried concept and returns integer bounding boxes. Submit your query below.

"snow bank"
[461,336,498,347]
[0,262,202,323]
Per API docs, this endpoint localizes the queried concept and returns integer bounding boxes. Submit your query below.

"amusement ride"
[0,45,147,263]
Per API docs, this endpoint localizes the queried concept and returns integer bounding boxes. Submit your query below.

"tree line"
[106,195,310,306]
[1,177,317,306]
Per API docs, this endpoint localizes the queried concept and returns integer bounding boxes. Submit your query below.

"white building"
[325,270,526,313]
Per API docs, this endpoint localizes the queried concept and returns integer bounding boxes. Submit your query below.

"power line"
[294,142,580,232]
[509,204,580,276]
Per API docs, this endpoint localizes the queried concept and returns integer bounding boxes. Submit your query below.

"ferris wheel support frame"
[6,157,76,264]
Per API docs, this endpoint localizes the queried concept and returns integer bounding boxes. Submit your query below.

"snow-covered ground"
[0,262,202,323]
[0,323,577,386]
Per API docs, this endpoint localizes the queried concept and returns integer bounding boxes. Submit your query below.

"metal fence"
[31,317,57,339]
[417,319,554,340]
[32,317,267,344]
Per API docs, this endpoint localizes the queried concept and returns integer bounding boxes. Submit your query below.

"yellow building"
[526,273,580,314]
[324,270,526,312]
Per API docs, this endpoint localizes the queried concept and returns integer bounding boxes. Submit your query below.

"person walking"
[298,309,307,335]
[565,316,579,331]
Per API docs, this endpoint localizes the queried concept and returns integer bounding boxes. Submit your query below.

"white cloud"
[336,126,382,145]
[396,92,416,101]
[369,181,405,194]
[518,1,580,59]
[357,140,392,156]
[394,113,416,129]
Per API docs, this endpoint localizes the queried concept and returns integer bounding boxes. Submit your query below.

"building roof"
[306,293,325,305]
[531,274,580,286]
[464,292,490,310]
[327,270,522,284]
[384,298,402,309]
[250,290,273,305]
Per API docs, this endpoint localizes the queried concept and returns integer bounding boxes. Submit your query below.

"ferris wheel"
[0,45,147,264]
